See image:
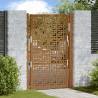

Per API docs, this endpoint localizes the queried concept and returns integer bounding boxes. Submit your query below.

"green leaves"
[0,55,19,95]
[55,0,94,14]
[74,0,93,10]
[92,0,98,10]
[90,59,98,87]
[55,0,74,14]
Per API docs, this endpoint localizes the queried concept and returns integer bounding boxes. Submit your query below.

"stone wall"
[73,11,98,86]
[7,11,27,90]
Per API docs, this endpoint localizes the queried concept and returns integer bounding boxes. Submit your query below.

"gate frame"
[27,14,73,89]
[68,14,73,88]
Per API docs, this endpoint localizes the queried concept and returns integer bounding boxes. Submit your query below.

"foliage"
[55,0,94,13]
[90,59,98,87]
[0,55,19,95]
[54,0,74,13]
[92,0,98,10]
[0,90,56,98]
[74,86,98,95]
[74,0,92,10]
[74,59,98,95]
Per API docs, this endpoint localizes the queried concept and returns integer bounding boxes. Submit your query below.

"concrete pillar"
[7,11,27,90]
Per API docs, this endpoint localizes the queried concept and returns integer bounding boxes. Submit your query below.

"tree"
[54,0,74,13]
[92,0,98,10]
[74,0,92,10]
[55,0,93,14]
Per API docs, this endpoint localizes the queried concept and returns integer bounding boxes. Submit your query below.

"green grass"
[73,86,98,95]
[0,90,56,98]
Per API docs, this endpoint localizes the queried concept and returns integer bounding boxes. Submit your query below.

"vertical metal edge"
[69,13,74,88]
[91,10,93,54]
[91,10,92,53]
[27,13,29,89]
[4,11,8,56]
[27,13,31,89]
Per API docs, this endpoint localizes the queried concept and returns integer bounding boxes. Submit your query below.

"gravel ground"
[38,88,98,98]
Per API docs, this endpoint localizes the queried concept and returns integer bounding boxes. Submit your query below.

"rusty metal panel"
[27,14,72,89]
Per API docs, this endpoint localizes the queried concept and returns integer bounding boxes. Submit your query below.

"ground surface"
[0,90,56,98]
[38,88,98,98]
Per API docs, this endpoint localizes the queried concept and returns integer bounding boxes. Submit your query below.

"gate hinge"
[30,36,32,43]
[28,36,31,51]
[28,61,32,68]
[67,35,69,46]
[68,22,71,32]
[28,61,32,70]
[30,61,32,68]
[67,59,69,68]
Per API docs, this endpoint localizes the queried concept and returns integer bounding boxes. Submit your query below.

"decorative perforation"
[28,14,72,89]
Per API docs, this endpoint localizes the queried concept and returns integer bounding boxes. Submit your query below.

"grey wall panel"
[73,11,98,87]
[8,11,27,90]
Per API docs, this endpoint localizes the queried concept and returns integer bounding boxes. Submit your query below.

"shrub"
[0,55,19,95]
[90,59,98,87]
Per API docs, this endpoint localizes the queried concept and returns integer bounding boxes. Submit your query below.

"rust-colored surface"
[27,14,73,89]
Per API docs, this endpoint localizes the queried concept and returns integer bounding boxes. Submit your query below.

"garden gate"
[27,14,73,89]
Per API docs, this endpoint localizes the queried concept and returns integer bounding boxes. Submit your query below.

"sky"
[0,0,74,13]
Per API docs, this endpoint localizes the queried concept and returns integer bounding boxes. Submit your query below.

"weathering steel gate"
[27,14,73,89]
